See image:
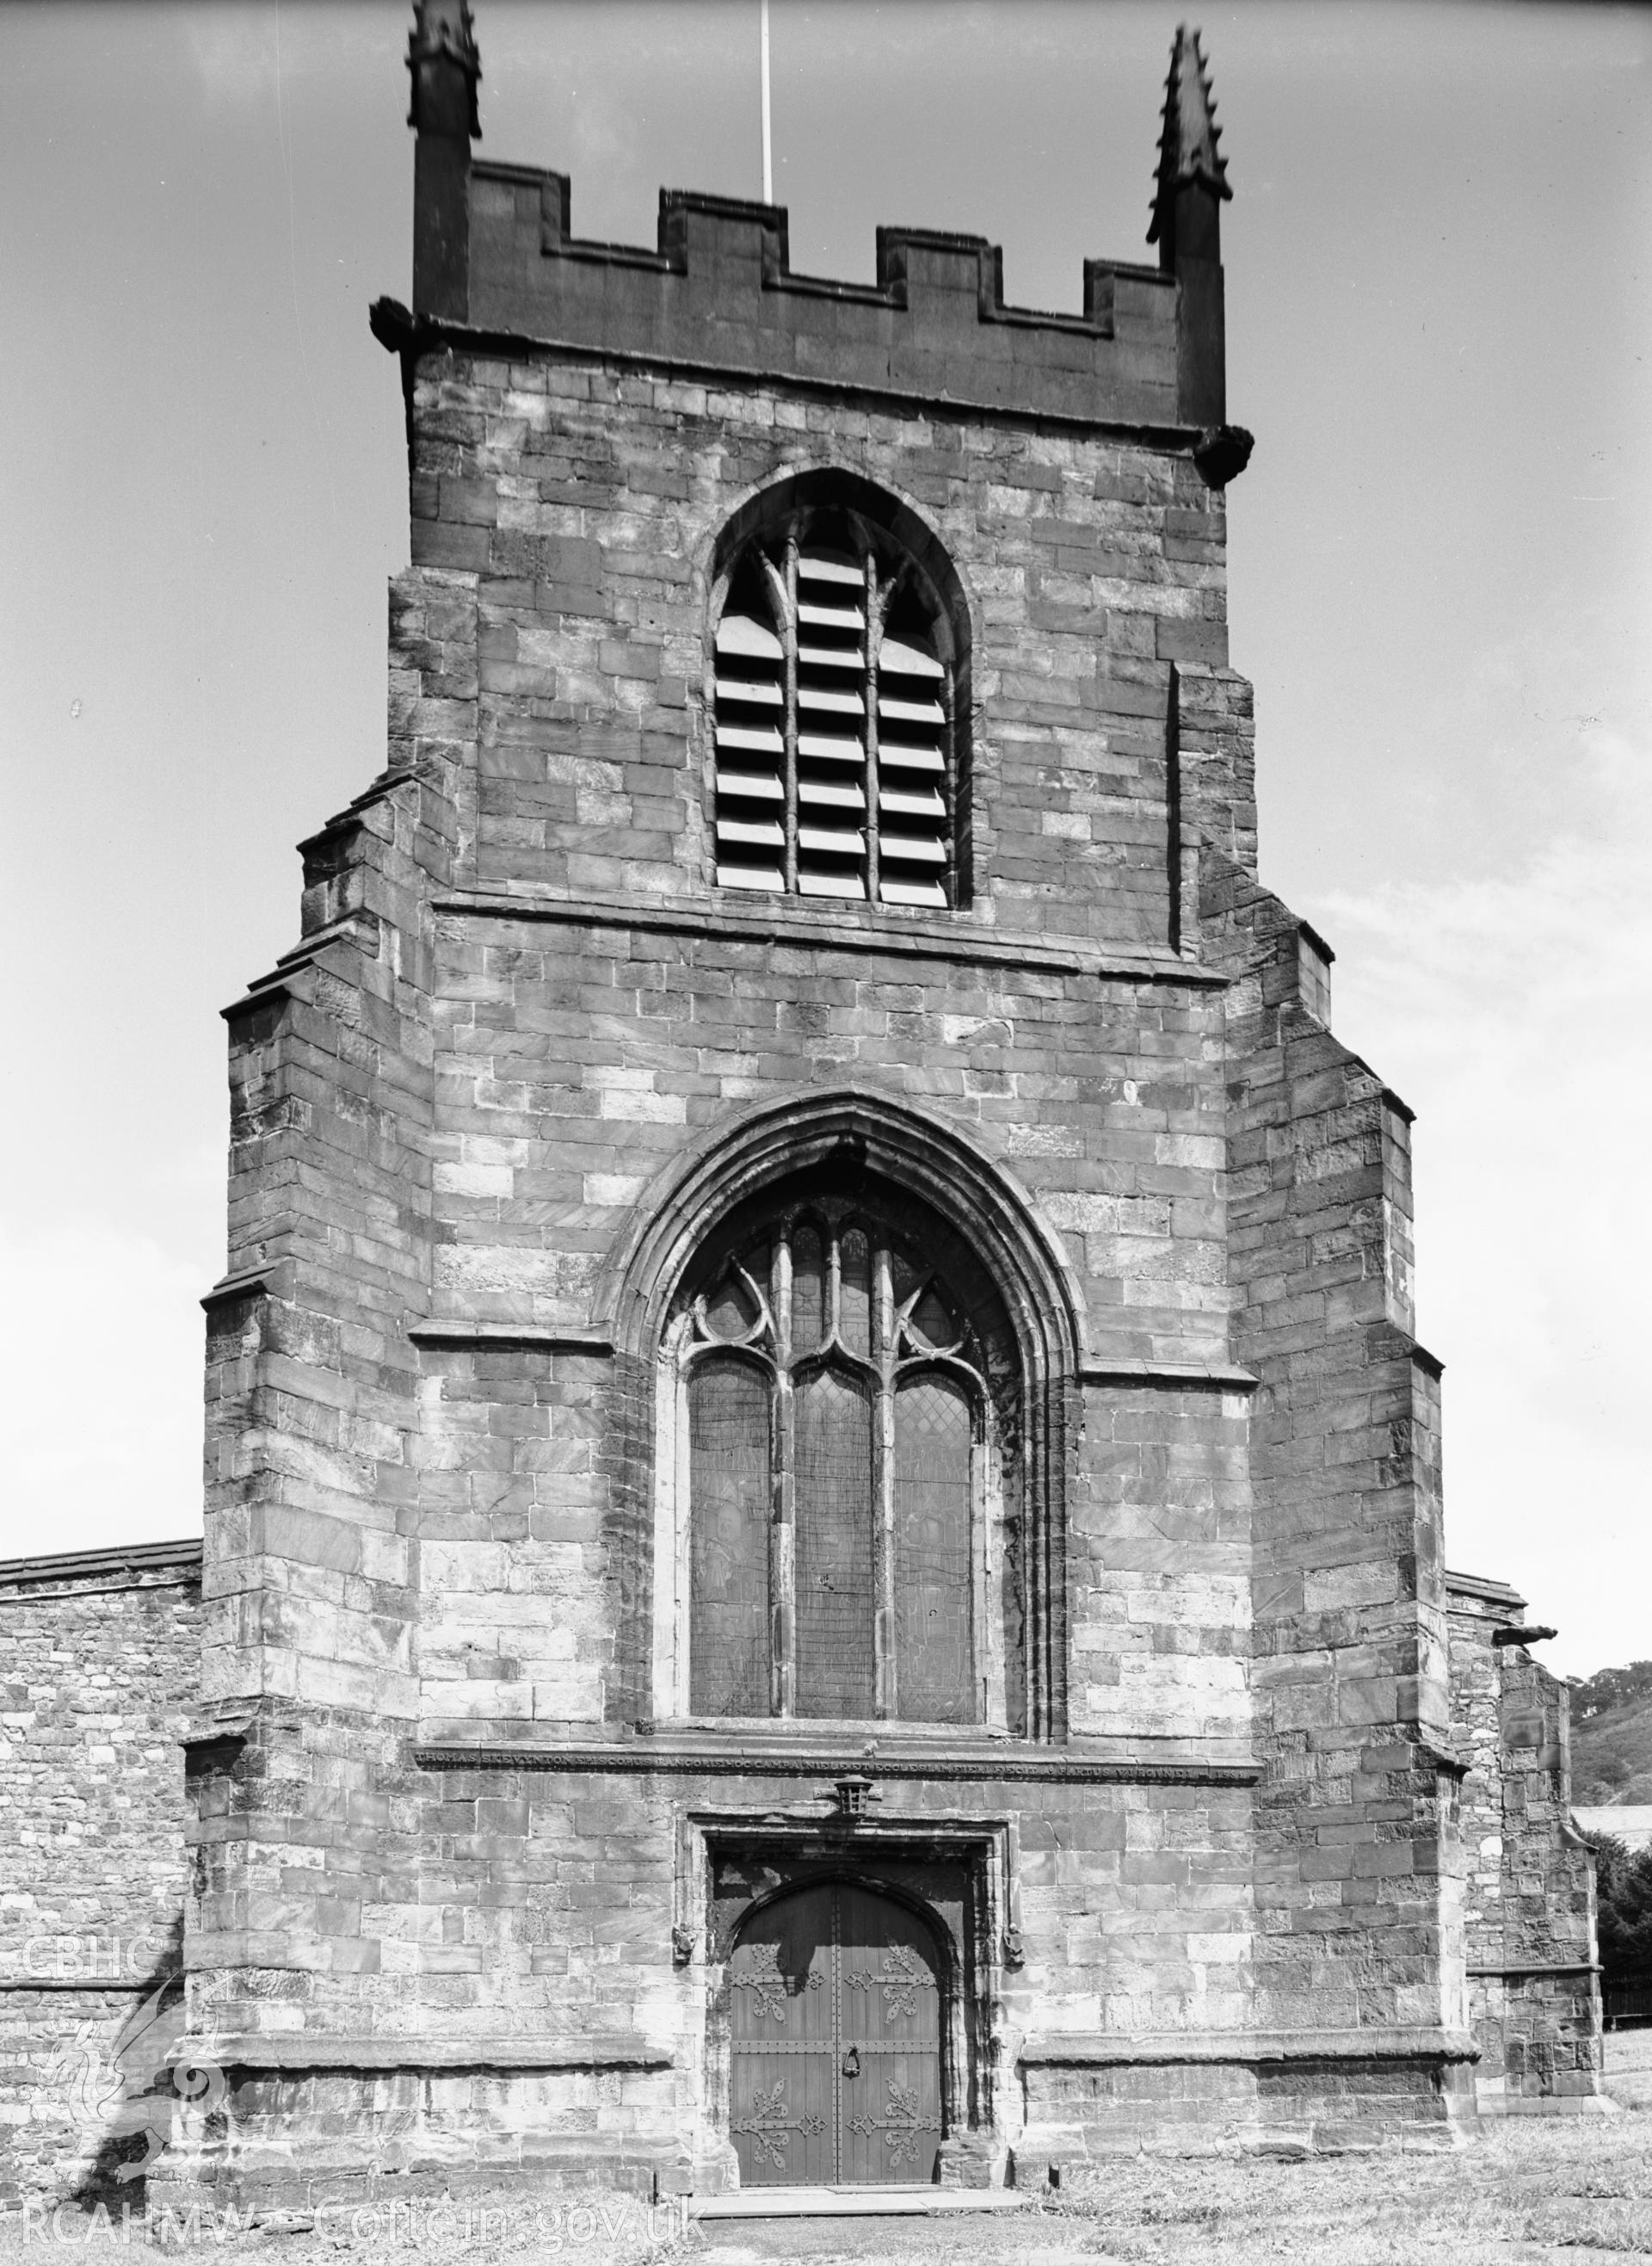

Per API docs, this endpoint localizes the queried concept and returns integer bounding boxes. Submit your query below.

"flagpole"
[761,0,773,202]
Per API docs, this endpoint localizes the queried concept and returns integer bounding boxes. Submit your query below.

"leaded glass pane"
[840,1228,871,1357]
[894,1375,975,1723]
[705,1268,760,1341]
[909,1285,955,1351]
[792,1226,824,1354]
[679,1189,1011,1726]
[689,1360,770,1715]
[794,1367,874,1717]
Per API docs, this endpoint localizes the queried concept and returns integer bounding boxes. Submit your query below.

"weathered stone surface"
[0,4,1603,2207]
[0,1547,200,2204]
[1449,1574,1603,2113]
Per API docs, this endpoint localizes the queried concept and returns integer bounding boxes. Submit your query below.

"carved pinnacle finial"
[1148,23,1230,249]
[408,0,479,318]
[408,0,481,140]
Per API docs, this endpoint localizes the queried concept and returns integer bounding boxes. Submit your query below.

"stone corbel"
[1193,423,1254,488]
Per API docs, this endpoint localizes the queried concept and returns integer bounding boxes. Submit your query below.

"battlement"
[453,168,1181,429]
[404,8,1242,442]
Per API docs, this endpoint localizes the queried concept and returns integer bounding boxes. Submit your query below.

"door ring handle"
[842,2045,860,2078]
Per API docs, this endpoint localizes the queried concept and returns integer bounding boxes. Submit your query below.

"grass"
[1043,2113,1652,2263]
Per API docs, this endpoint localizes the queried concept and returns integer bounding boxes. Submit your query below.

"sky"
[1,1,1648,1679]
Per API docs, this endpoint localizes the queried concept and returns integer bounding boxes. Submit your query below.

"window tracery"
[669,1190,1016,1726]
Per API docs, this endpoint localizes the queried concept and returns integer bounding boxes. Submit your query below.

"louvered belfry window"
[681,1195,1002,1723]
[712,506,957,908]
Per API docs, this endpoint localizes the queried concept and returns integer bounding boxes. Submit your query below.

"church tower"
[176,8,1601,2208]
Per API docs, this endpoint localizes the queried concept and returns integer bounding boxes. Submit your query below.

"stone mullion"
[940,658,958,909]
[769,1231,796,1718]
[872,1239,896,1718]
[971,1395,992,1729]
[782,530,799,894]
[1028,1392,1052,1741]
[863,551,881,907]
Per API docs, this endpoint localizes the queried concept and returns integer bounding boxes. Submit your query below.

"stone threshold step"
[693,2186,1024,2219]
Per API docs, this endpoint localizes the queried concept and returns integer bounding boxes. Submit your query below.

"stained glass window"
[688,1361,770,1717]
[794,1369,875,1718]
[894,1376,974,1724]
[680,1202,998,1723]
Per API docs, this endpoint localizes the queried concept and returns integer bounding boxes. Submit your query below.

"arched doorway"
[728,1881,945,2186]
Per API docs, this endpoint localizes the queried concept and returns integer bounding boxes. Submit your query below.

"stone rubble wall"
[0,1557,200,2204]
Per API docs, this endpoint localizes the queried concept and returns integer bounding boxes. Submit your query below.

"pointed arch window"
[671,1195,1015,1726]
[712,500,960,909]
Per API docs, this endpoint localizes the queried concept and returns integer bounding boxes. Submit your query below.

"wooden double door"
[729,1882,945,2186]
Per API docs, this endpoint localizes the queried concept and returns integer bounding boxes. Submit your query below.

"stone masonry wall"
[394,353,1259,1766]
[175,303,1497,2183]
[0,1546,200,2203]
[185,341,1269,2131]
[183,1758,1259,2202]
[1200,846,1466,2053]
[205,347,1253,1744]
[0,14,1607,2197]
[202,737,465,1728]
[417,914,1254,1744]
[1449,1575,1604,2113]
[403,349,1254,938]
[167,57,1581,2171]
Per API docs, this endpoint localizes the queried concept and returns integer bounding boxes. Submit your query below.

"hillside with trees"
[1571,1660,1652,1806]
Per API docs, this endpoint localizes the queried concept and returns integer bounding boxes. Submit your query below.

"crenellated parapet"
[459,174,1183,431]
[398,0,1247,455]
